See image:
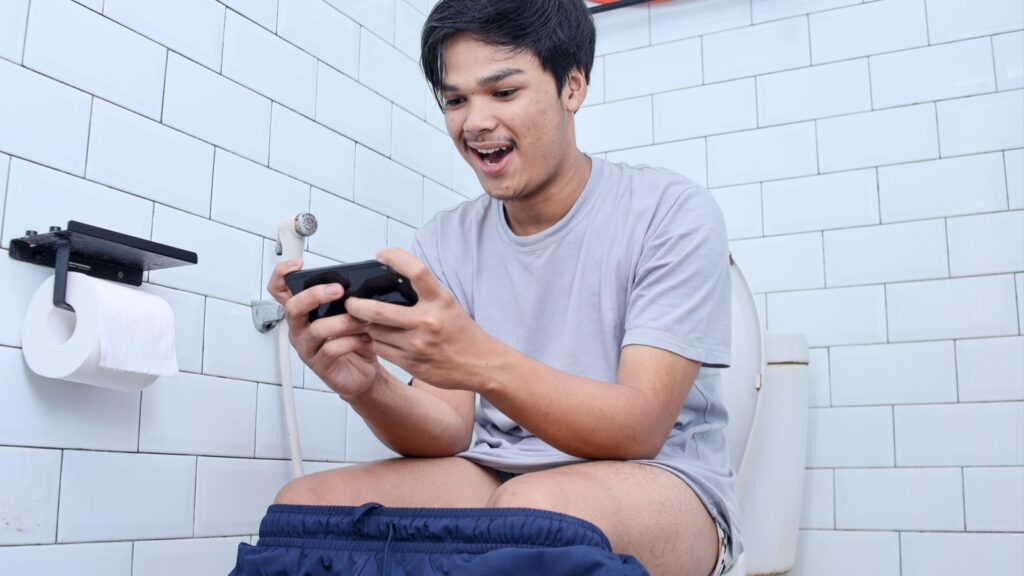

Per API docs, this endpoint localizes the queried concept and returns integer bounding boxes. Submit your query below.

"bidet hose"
[277,214,316,480]
[279,323,304,479]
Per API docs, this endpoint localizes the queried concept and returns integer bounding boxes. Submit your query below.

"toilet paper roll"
[21,273,179,392]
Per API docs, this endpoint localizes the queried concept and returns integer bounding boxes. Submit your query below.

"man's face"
[440,34,584,203]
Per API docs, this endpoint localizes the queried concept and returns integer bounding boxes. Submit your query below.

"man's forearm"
[470,342,680,460]
[348,367,471,457]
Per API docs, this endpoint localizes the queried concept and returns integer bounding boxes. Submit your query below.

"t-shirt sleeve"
[621,184,731,368]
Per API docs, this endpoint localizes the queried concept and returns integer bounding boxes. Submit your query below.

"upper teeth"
[475,146,508,154]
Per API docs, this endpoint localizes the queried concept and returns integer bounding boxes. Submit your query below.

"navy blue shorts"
[230,502,649,575]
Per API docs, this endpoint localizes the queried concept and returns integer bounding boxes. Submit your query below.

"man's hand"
[345,248,494,390]
[268,258,379,400]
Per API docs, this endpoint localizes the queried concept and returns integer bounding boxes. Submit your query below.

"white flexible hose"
[279,322,304,479]
[277,217,308,480]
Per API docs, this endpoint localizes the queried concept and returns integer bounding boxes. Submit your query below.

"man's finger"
[369,337,404,367]
[376,247,444,301]
[365,323,407,349]
[307,312,370,342]
[314,334,371,363]
[345,296,418,329]
[268,258,303,304]
[284,283,344,333]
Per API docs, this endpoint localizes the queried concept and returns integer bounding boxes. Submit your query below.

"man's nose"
[462,100,498,136]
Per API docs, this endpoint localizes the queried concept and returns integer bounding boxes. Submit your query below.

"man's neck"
[503,151,592,236]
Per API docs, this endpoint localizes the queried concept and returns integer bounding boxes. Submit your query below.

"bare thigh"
[274,456,502,508]
[488,461,719,576]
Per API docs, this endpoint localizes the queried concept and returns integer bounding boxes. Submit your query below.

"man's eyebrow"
[477,68,524,87]
[440,68,525,93]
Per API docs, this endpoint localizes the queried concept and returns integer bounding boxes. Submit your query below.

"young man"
[268,1,737,574]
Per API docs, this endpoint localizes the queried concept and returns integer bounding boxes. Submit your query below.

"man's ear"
[563,68,588,113]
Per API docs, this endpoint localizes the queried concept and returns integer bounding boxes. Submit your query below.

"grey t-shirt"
[412,157,741,554]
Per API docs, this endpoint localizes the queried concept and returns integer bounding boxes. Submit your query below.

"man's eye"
[495,89,518,98]
[444,97,465,109]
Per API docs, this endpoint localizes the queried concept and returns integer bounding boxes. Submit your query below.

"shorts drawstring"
[382,521,395,576]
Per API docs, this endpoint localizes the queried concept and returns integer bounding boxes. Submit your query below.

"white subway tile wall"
[102,0,226,72]
[817,103,939,172]
[0,0,30,64]
[605,38,702,101]
[653,78,757,142]
[869,38,996,109]
[762,169,879,235]
[756,59,872,126]
[810,0,928,64]
[0,1,1020,573]
[0,60,92,176]
[878,153,1009,222]
[0,446,61,545]
[823,219,949,286]
[901,533,1024,576]
[57,451,196,542]
[806,406,895,468]
[86,100,215,217]
[650,0,750,44]
[791,530,900,576]
[222,12,317,117]
[956,336,1024,402]
[894,403,1024,466]
[830,341,957,406]
[800,469,835,529]
[730,232,825,292]
[1007,149,1024,209]
[606,139,708,187]
[835,467,965,531]
[963,467,1024,532]
[993,32,1024,91]
[23,0,167,120]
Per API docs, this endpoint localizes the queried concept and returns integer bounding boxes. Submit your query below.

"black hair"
[421,0,596,109]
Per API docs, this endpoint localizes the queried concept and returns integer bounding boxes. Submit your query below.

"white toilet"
[720,255,811,576]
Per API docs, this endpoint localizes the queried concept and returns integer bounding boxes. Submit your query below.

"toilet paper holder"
[8,221,198,312]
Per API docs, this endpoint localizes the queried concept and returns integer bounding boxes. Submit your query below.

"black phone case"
[284,260,418,322]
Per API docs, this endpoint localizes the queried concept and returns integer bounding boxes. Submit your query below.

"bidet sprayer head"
[293,212,318,237]
[276,213,318,259]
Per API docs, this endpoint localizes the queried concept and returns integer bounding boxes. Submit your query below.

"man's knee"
[274,474,321,505]
[487,475,569,511]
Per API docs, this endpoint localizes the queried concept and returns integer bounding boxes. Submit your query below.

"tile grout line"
[897,530,903,576]
[159,49,169,123]
[54,449,64,545]
[890,405,897,468]
[943,216,953,279]
[191,455,199,538]
[960,466,967,532]
[220,7,228,73]
[1003,151,1011,209]
[18,0,32,66]
[83,97,95,178]
[988,36,1000,92]
[0,154,12,244]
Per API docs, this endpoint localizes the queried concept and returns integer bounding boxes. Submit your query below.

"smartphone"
[284,260,419,322]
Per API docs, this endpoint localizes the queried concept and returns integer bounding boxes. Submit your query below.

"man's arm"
[268,258,475,458]
[346,248,700,461]
[347,370,476,458]
[475,342,698,460]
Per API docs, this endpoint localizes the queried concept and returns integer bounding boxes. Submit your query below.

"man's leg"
[488,461,720,576]
[274,456,502,507]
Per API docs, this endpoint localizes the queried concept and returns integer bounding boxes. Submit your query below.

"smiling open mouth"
[474,145,514,166]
